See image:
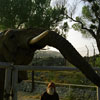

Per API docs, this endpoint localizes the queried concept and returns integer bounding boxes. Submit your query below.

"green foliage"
[92,3,99,12]
[91,19,96,23]
[87,0,93,2]
[73,1,100,32]
[90,24,97,29]
[76,17,81,21]
[72,23,91,37]
[30,70,91,85]
[85,55,100,67]
[71,0,100,53]
[0,0,32,29]
[0,0,68,32]
[82,6,92,19]
[72,1,100,41]
[72,17,90,35]
[72,23,81,31]
[95,56,100,66]
[62,22,69,32]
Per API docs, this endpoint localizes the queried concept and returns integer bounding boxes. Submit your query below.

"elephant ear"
[2,30,19,62]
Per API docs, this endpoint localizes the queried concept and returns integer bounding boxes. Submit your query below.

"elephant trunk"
[46,31,100,87]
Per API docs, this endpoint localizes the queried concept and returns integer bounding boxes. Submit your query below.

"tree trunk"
[96,38,100,54]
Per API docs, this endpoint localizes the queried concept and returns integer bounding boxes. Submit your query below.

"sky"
[50,0,99,57]
[49,29,99,57]
[67,29,99,56]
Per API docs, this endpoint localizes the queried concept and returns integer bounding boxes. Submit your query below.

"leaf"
[62,22,69,32]
[72,23,81,31]
[0,0,68,31]
[82,6,92,19]
[91,19,96,23]
[92,3,99,12]
[90,24,97,29]
[76,17,81,21]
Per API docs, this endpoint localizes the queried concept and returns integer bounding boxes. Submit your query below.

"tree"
[0,0,68,33]
[69,0,100,54]
[0,0,33,29]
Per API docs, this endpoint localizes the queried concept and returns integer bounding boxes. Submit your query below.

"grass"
[28,70,93,85]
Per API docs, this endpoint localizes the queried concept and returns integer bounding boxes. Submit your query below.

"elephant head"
[0,28,100,99]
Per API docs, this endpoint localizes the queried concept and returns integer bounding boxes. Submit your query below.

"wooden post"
[4,68,12,100]
[97,87,100,100]
[31,71,34,92]
[12,69,18,100]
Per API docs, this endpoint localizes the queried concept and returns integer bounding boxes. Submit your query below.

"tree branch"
[67,15,97,38]
[93,1,100,20]
[92,1,100,37]
[97,18,100,36]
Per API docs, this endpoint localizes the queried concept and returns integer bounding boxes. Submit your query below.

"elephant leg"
[0,69,5,100]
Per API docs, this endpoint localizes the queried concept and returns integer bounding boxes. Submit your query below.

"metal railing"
[0,62,100,100]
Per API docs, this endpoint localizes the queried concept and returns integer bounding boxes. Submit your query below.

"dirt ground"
[18,91,40,100]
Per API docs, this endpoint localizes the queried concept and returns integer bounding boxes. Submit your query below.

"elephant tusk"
[29,30,49,44]
[4,29,11,35]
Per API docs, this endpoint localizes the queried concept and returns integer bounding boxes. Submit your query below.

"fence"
[0,62,100,100]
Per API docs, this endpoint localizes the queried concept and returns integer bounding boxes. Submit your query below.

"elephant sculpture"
[0,28,100,99]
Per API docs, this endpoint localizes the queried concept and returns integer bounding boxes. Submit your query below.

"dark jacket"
[41,91,59,100]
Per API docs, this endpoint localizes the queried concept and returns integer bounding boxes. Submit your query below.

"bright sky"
[67,29,99,56]
[49,29,99,57]
[50,0,99,57]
